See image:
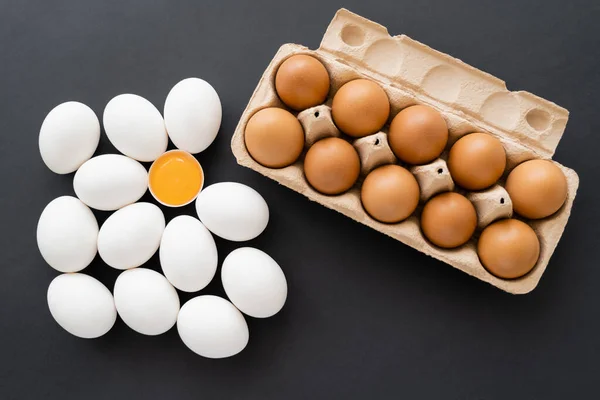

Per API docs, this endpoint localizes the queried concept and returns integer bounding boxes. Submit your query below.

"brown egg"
[275,55,330,111]
[244,107,305,168]
[388,105,448,165]
[421,192,477,248]
[478,219,540,279]
[505,159,568,219]
[304,137,360,195]
[361,164,420,223]
[331,79,390,138]
[447,132,506,190]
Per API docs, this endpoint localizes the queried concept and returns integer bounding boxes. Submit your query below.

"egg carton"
[231,8,579,294]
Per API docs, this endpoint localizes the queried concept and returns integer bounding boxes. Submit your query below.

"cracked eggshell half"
[195,182,269,241]
[164,78,222,154]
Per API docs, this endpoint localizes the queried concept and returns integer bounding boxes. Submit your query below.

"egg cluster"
[243,54,569,281]
[38,78,287,359]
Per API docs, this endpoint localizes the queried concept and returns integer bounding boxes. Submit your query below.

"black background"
[1,0,599,399]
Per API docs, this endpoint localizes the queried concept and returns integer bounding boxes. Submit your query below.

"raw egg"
[505,159,567,219]
[388,105,448,165]
[304,137,360,195]
[421,192,477,248]
[47,273,116,339]
[39,101,100,174]
[74,154,148,211]
[149,150,204,207]
[164,78,221,154]
[103,94,168,162]
[244,107,305,168]
[448,132,506,190]
[478,219,540,279]
[114,268,180,336]
[97,203,165,270]
[331,79,390,137]
[361,164,420,223]
[275,54,330,111]
[222,247,287,318]
[195,182,269,242]
[37,196,98,273]
[160,215,218,293]
[177,295,249,359]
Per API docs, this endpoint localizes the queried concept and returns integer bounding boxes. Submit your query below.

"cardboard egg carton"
[231,9,579,294]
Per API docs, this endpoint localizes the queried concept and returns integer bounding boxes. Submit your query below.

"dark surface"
[1,0,599,399]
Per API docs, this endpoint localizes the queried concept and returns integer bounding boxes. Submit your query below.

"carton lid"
[318,9,569,157]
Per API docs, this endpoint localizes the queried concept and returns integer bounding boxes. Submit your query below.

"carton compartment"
[231,10,579,294]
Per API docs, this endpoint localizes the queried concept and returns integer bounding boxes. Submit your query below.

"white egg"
[164,78,222,154]
[222,247,287,318]
[159,216,217,292]
[37,196,98,273]
[195,182,269,241]
[39,101,100,174]
[98,202,165,270]
[74,154,148,211]
[103,94,168,162]
[47,273,116,339]
[177,295,248,359]
[113,268,180,335]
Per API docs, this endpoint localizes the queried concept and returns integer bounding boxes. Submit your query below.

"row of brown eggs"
[243,54,569,281]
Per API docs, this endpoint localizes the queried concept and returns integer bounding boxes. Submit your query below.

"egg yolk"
[149,150,203,206]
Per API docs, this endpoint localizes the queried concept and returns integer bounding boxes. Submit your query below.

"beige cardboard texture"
[231,9,579,294]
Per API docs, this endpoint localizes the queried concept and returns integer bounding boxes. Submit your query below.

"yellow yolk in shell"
[149,150,203,207]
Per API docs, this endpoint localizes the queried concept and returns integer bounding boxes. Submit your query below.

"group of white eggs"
[37,78,288,359]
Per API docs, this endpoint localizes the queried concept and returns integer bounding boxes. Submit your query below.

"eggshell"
[103,94,168,162]
[148,150,205,207]
[37,196,98,273]
[159,215,218,292]
[421,192,477,249]
[222,247,287,318]
[164,78,222,154]
[275,54,330,110]
[113,268,180,335]
[331,79,390,137]
[39,101,100,174]
[361,164,420,223]
[74,154,148,211]
[244,107,305,168]
[448,132,506,190]
[505,159,568,219]
[177,295,249,359]
[388,105,448,165]
[478,219,540,279]
[303,137,360,195]
[195,182,269,241]
[47,273,116,339]
[97,202,165,270]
